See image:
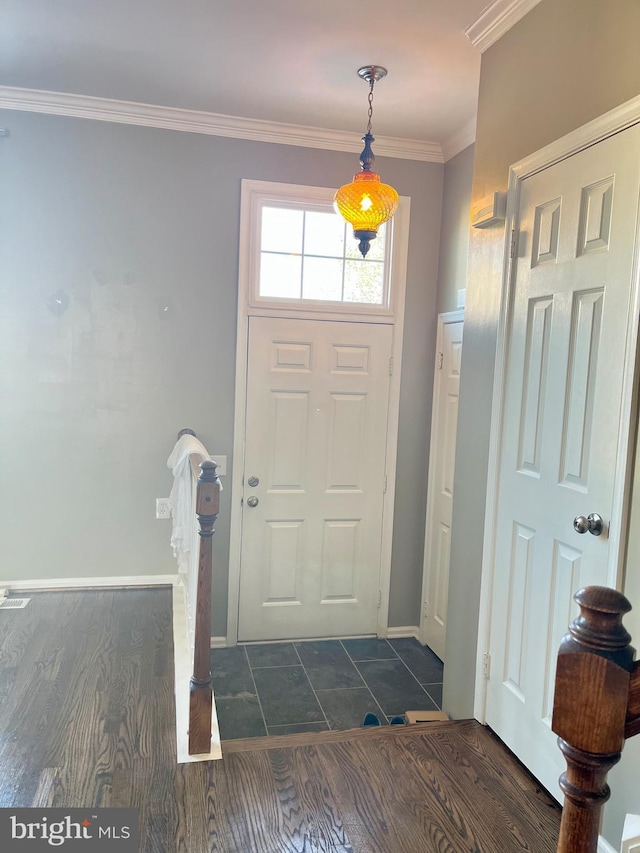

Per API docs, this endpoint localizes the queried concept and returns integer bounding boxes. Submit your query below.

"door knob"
[247,476,259,487]
[573,513,604,536]
[247,496,259,508]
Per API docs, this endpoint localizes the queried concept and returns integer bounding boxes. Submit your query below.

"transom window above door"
[260,206,388,305]
[241,180,401,318]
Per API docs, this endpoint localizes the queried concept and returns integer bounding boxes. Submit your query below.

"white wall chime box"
[471,191,507,228]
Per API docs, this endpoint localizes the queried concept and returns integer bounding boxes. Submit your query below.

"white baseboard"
[3,575,179,591]
[386,625,421,640]
[210,636,227,648]
[599,836,618,853]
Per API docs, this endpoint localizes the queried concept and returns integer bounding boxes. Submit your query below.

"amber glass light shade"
[334,171,399,256]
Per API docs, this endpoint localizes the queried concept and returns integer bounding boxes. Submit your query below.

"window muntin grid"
[258,204,389,306]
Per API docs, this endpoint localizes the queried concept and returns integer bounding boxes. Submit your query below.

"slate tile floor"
[211,637,444,740]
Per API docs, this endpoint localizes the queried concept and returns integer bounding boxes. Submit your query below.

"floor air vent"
[0,598,30,610]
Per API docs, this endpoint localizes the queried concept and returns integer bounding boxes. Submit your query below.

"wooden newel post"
[188,459,220,755]
[552,586,635,853]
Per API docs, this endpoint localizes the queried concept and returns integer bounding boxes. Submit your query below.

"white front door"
[422,312,463,661]
[486,123,640,797]
[238,316,392,641]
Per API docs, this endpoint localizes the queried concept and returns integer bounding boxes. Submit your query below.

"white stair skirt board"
[386,626,421,640]
[210,637,227,648]
[172,583,222,763]
[600,836,620,853]
[3,575,179,591]
[622,814,640,853]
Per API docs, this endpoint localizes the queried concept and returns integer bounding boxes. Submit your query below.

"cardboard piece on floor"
[405,710,450,724]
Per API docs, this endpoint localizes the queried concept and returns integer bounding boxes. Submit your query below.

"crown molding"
[0,86,443,163]
[441,115,477,162]
[465,0,543,52]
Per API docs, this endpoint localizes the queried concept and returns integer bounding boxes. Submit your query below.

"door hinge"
[389,356,394,376]
[377,590,382,608]
[383,475,388,493]
[510,229,517,259]
[437,351,444,370]
[482,651,491,680]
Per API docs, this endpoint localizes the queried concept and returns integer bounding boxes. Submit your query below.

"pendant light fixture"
[334,66,399,257]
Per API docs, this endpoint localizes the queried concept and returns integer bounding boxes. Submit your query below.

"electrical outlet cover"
[156,498,172,519]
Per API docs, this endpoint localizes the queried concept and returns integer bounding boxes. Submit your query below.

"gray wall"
[0,110,443,635]
[435,144,474,316]
[442,0,640,846]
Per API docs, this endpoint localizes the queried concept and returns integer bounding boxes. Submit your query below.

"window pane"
[256,199,390,307]
[260,252,302,298]
[345,221,387,262]
[302,257,343,301]
[343,260,384,304]
[303,211,345,257]
[261,207,303,254]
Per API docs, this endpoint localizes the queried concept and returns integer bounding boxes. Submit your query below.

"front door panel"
[238,317,392,641]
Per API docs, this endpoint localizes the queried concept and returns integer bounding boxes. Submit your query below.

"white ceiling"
[1,0,493,150]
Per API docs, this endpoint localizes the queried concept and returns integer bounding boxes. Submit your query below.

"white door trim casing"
[419,309,464,655]
[226,180,411,645]
[474,92,640,722]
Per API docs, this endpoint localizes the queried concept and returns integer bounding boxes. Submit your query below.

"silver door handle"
[247,476,259,487]
[247,496,259,508]
[573,513,604,536]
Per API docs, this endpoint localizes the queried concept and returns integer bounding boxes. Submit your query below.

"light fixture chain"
[367,80,374,134]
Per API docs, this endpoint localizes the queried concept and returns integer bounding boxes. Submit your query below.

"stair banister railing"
[188,458,221,755]
[552,586,640,853]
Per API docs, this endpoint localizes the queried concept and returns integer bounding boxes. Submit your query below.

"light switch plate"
[210,455,227,476]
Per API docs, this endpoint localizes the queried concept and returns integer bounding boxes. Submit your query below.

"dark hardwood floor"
[0,590,561,851]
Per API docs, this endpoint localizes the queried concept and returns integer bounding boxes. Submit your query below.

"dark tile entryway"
[211,636,444,740]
